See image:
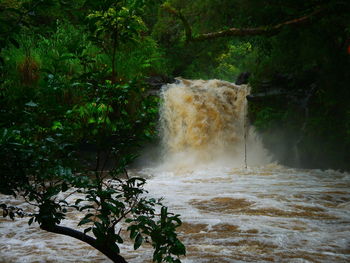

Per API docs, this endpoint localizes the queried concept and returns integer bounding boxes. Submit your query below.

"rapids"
[1,166,350,262]
[1,79,350,262]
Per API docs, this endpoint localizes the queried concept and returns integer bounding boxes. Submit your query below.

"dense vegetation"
[154,0,350,170]
[0,0,349,262]
[0,1,184,262]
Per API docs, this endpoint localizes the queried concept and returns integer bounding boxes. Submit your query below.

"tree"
[162,2,333,43]
[88,0,147,83]
[0,1,185,262]
[0,79,185,263]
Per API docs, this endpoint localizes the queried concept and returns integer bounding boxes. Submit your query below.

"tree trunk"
[111,33,118,84]
[163,5,326,42]
[41,224,127,263]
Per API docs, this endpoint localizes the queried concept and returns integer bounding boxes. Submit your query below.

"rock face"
[146,75,175,87]
[246,71,350,171]
[144,75,176,96]
[235,72,250,85]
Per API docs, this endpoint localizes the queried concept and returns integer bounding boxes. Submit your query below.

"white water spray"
[158,78,270,171]
[1,79,349,263]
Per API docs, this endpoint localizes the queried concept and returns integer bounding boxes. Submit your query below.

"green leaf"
[84,227,92,234]
[128,225,138,239]
[80,205,95,211]
[134,233,143,250]
[9,211,14,220]
[75,199,84,205]
[52,121,62,130]
[61,182,68,192]
[28,217,34,226]
[78,213,94,226]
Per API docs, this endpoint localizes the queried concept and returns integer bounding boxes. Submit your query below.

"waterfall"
[159,78,270,170]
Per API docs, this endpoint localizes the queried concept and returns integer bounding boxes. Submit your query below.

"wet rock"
[235,72,251,85]
[145,75,176,96]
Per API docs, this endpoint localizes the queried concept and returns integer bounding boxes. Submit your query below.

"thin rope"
[244,96,248,169]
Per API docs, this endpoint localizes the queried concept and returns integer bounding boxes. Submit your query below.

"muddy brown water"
[1,164,349,263]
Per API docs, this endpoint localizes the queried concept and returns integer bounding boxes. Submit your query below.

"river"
[1,165,350,262]
[1,79,349,262]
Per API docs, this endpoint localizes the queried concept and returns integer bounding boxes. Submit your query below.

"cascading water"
[161,78,248,154]
[1,79,350,263]
[158,78,270,171]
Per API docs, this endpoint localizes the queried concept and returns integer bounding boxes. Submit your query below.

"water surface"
[1,164,350,262]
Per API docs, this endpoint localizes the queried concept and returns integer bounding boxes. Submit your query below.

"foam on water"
[158,78,271,171]
[138,165,350,263]
[2,165,350,262]
[1,79,349,262]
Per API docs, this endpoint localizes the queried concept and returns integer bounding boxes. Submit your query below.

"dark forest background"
[2,0,349,170]
[0,1,349,262]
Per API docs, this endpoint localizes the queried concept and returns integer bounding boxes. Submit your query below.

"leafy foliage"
[0,75,183,261]
[0,0,349,261]
[0,0,184,262]
[153,0,350,169]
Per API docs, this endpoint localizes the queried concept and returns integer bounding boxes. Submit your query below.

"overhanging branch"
[163,5,326,42]
[41,224,127,263]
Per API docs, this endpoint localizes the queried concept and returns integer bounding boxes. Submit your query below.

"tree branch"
[163,5,326,42]
[41,224,127,263]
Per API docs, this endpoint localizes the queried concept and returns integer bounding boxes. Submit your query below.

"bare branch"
[163,5,326,42]
[41,224,127,263]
